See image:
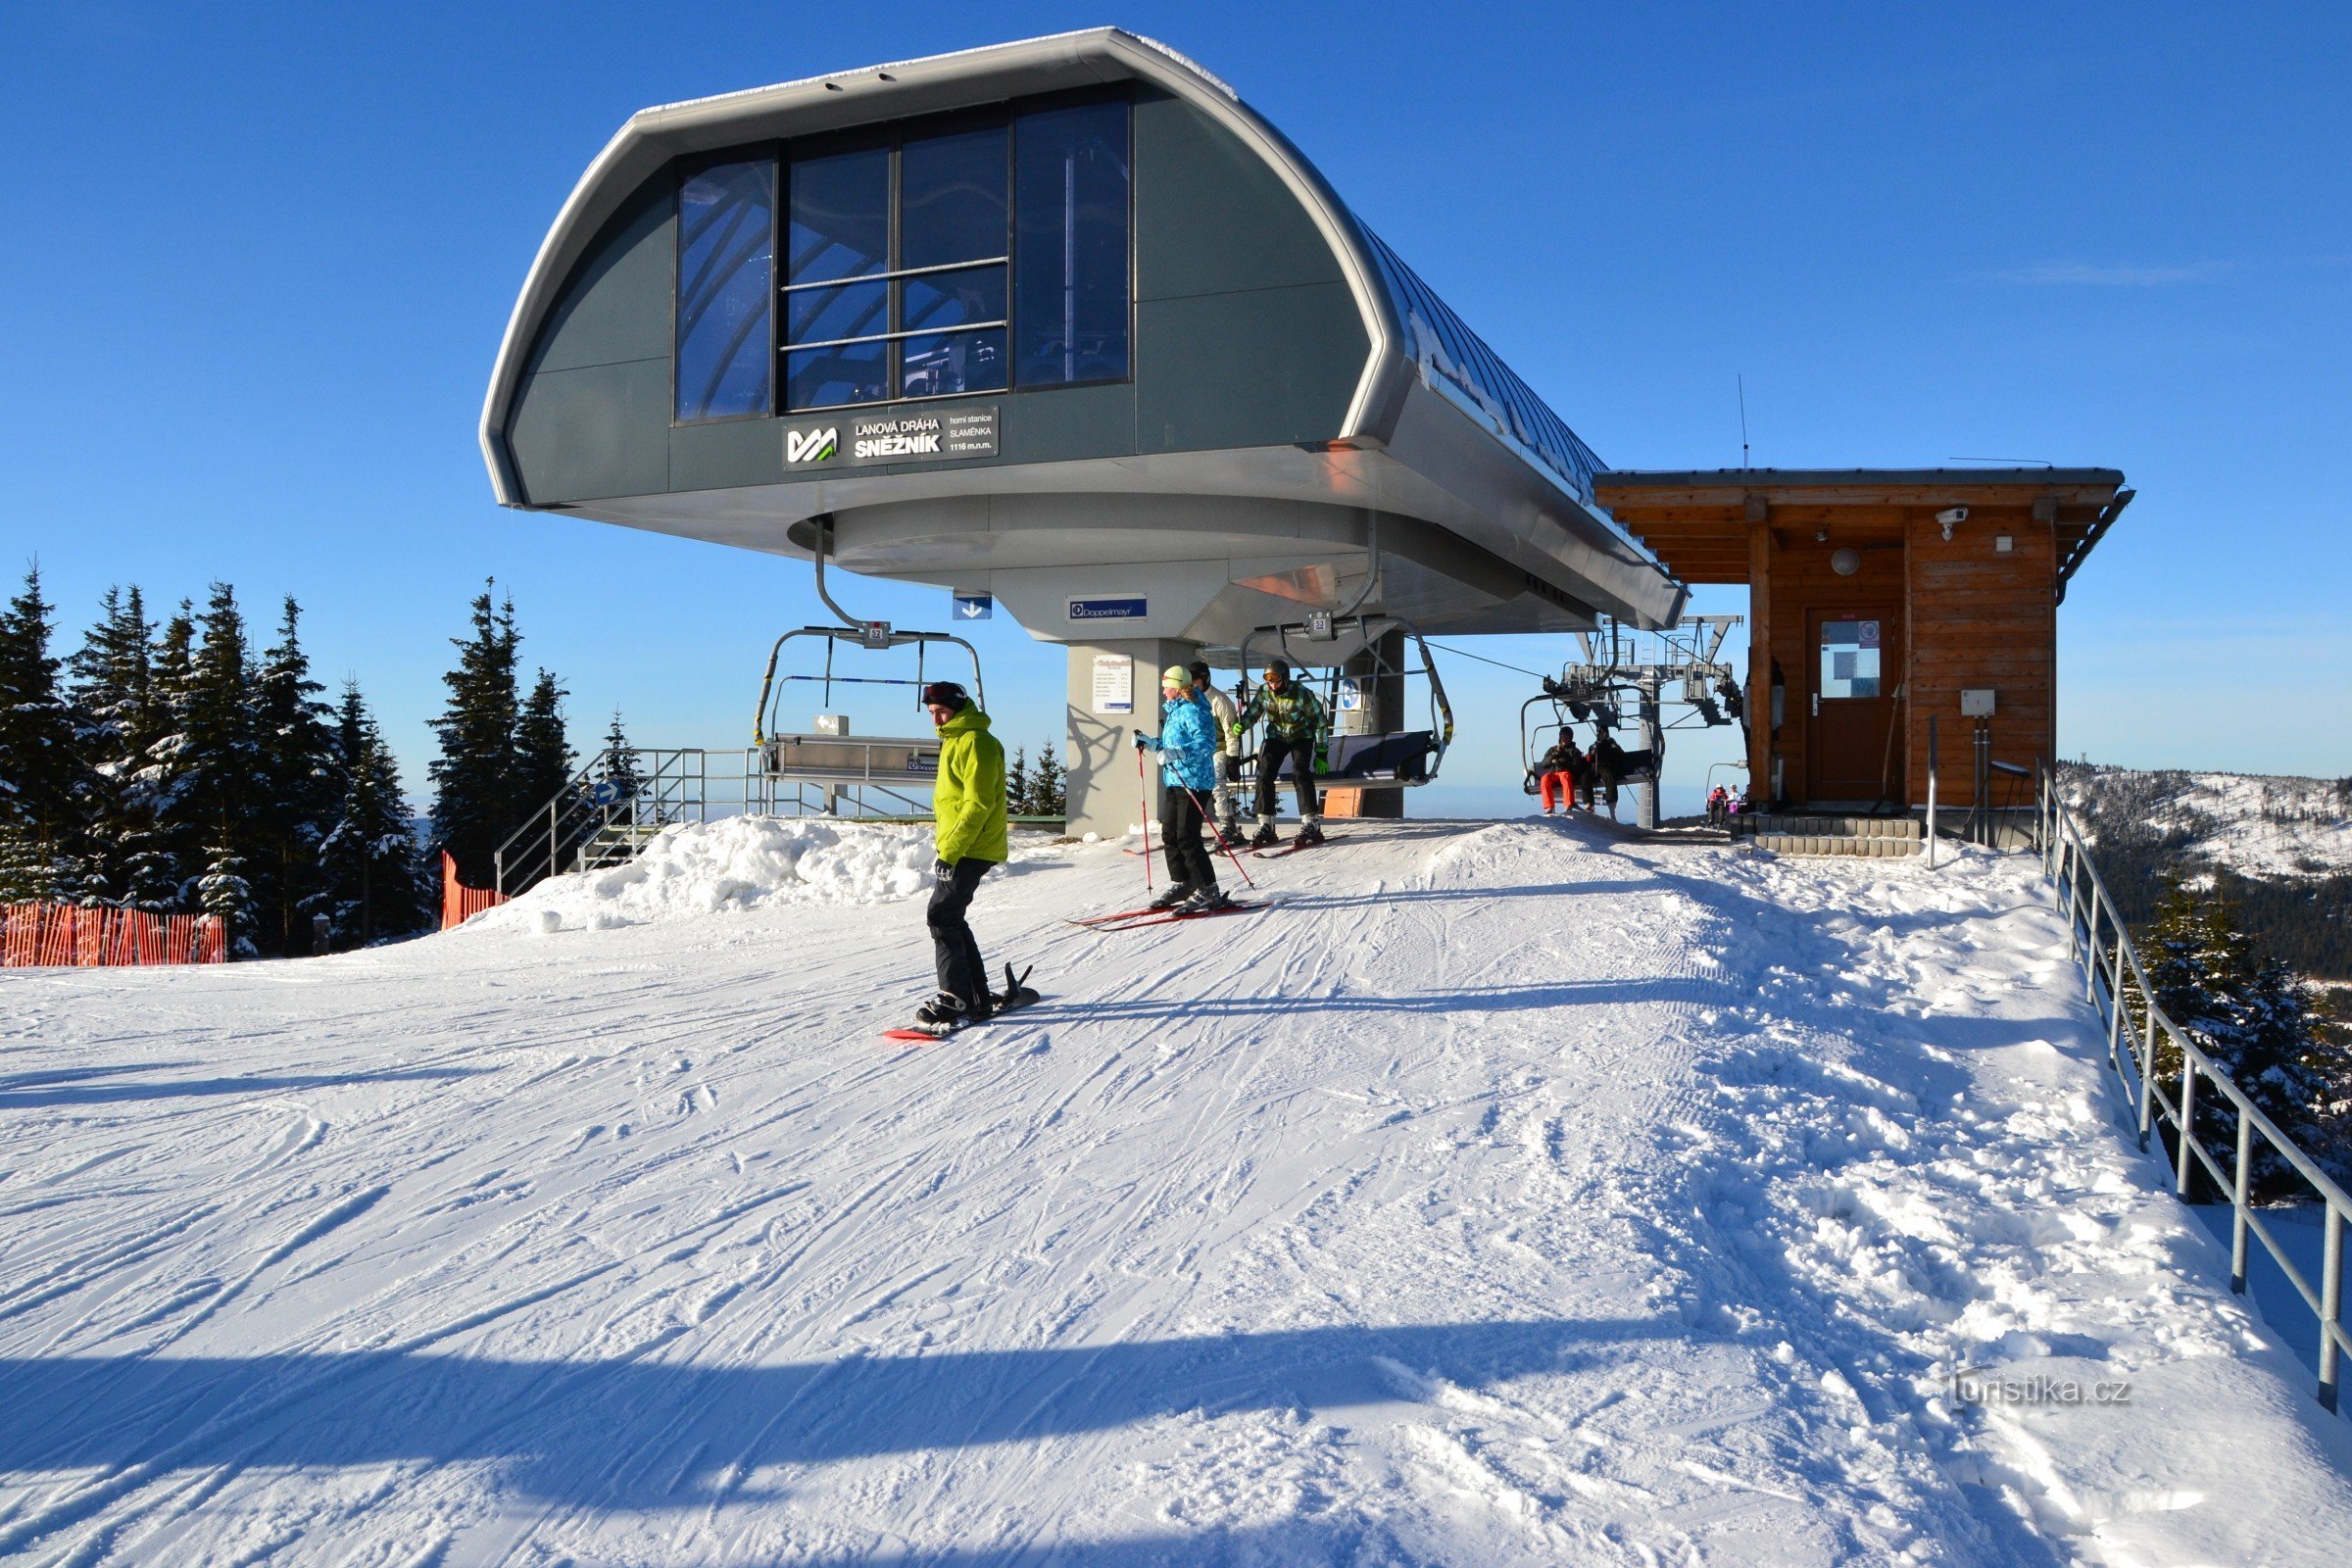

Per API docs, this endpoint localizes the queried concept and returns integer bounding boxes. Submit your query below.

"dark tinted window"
[901,127,1007,270]
[1014,101,1130,387]
[901,329,1005,399]
[787,147,889,284]
[786,340,888,410]
[675,159,773,421]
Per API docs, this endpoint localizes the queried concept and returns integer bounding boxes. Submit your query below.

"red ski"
[1067,899,1269,933]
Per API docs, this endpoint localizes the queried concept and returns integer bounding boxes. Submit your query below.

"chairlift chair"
[1230,613,1454,790]
[751,624,985,790]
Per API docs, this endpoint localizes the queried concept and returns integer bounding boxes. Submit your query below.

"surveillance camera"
[1936,507,1969,525]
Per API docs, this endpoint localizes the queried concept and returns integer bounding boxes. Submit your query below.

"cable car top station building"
[480,28,1686,834]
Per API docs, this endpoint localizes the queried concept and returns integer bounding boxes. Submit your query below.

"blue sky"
[4,2,2346,813]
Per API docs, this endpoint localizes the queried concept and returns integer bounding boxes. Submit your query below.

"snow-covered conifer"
[250,597,339,954]
[428,586,521,885]
[320,681,428,946]
[0,564,84,896]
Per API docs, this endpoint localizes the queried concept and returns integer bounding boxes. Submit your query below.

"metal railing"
[491,745,945,898]
[2039,766,2351,1412]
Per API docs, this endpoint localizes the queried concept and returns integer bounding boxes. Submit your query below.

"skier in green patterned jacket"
[1235,659,1327,850]
[915,680,1007,1034]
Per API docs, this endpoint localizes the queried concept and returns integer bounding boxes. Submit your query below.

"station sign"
[780,405,999,469]
[1092,655,1135,714]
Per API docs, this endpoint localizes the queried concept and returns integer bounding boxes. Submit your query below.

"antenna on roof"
[1738,375,1750,469]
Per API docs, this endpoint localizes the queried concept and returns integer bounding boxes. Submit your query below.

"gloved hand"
[1133,730,1151,752]
[933,858,954,879]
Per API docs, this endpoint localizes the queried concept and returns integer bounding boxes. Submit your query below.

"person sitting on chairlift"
[1589,728,1630,818]
[1535,726,1588,816]
[1235,658,1327,850]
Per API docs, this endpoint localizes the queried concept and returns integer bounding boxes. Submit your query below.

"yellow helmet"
[1159,665,1193,688]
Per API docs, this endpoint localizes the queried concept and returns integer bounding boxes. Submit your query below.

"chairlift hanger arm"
[753,624,987,745]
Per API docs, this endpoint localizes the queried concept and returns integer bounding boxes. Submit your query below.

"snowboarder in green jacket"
[916,681,1007,1032]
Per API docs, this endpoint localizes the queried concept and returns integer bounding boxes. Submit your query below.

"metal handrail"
[2038,766,2350,1413]
[488,744,1057,898]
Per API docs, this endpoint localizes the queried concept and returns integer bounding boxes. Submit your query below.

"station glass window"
[783,146,891,411]
[675,159,774,421]
[680,98,1130,416]
[1819,619,1883,699]
[1014,101,1130,388]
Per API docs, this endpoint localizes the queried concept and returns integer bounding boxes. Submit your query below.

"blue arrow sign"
[953,593,993,621]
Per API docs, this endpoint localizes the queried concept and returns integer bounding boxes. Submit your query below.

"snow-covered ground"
[5,818,2350,1565]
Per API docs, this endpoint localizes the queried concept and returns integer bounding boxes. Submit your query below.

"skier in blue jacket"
[1134,665,1230,912]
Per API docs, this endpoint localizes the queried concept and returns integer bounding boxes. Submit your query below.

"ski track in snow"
[3,818,2350,1565]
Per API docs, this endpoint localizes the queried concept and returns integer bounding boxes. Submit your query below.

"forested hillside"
[2060,763,2352,979]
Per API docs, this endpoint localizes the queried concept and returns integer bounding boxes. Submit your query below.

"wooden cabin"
[1592,469,2132,812]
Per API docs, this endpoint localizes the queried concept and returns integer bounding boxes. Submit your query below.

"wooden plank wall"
[1904,506,2056,808]
[1754,527,1909,806]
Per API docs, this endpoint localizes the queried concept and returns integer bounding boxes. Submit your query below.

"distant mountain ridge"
[2060,762,2352,979]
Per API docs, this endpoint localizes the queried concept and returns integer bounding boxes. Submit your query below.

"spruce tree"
[427,586,520,885]
[320,681,428,947]
[66,586,160,903]
[251,597,338,954]
[198,834,257,957]
[1032,742,1066,817]
[0,564,84,899]
[514,667,574,811]
[177,583,262,912]
[596,709,646,836]
[1005,746,1031,818]
[2131,875,2350,1197]
[127,601,199,911]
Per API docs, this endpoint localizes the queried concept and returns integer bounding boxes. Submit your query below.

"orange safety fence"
[2,903,226,967]
[440,852,509,930]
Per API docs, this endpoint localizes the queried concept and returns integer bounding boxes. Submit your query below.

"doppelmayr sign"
[782,406,999,468]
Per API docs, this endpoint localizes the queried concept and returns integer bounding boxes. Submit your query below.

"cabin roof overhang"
[1592,467,2132,595]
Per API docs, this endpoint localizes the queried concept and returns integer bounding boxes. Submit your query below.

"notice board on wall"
[1092,655,1135,714]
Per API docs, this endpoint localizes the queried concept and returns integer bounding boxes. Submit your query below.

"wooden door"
[1807,609,1902,804]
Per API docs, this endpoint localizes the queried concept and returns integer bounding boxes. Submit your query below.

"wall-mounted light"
[1831,547,1862,576]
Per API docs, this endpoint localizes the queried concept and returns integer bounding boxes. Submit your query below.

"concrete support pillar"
[1328,629,1405,820]
[1063,638,1200,842]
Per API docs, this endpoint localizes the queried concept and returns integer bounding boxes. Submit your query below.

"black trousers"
[927,858,996,1005]
[1254,735,1320,818]
[1160,783,1219,890]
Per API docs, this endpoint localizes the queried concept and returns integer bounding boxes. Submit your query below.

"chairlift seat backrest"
[1324,730,1438,784]
[762,735,942,783]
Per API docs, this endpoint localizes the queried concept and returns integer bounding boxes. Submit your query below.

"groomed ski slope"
[5,817,2350,1566]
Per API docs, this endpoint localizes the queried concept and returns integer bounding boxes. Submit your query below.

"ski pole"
[1135,740,1153,892]
[1186,786,1257,889]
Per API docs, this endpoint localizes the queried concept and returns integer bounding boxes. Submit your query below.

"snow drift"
[473,814,977,933]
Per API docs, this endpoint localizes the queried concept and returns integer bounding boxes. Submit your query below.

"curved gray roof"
[480,29,1684,630]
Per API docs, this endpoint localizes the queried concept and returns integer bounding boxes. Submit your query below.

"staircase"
[1730,813,1923,858]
